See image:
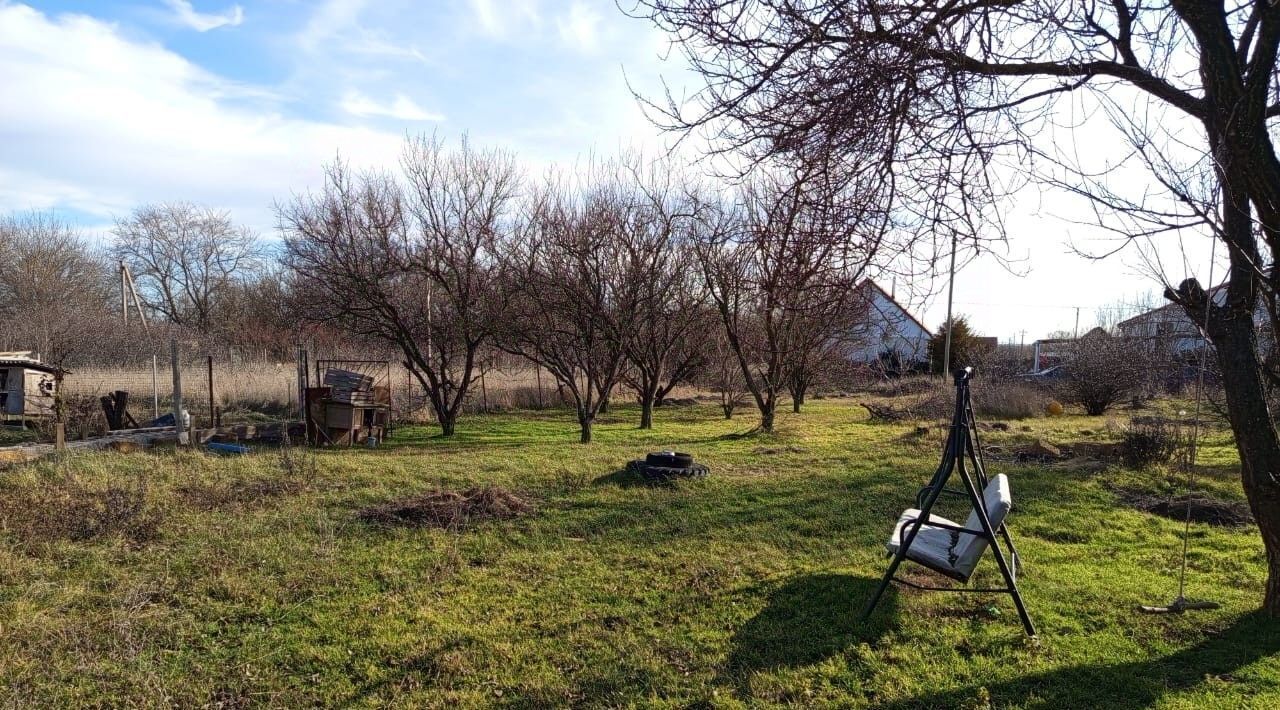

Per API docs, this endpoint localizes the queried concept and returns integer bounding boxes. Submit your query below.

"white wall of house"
[842,283,931,366]
[1116,304,1206,355]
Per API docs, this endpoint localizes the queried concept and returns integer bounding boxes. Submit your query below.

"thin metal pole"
[206,355,215,430]
[151,354,159,419]
[170,338,187,446]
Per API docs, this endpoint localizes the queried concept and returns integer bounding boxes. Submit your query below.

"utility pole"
[942,231,958,375]
[1074,307,1081,338]
[120,261,128,327]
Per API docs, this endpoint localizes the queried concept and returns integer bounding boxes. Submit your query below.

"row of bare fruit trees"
[278,135,938,441]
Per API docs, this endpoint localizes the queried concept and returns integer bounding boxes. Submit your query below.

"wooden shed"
[0,353,62,422]
[303,364,390,446]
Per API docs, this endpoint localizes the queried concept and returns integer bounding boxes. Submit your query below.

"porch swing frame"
[862,367,1037,637]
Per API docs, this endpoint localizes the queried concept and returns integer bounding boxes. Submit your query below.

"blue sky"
[0,1,1217,341]
[0,1,676,224]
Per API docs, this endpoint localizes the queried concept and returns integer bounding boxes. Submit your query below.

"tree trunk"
[1210,311,1280,615]
[791,385,806,413]
[439,415,456,437]
[639,381,658,430]
[760,404,775,433]
[723,404,734,420]
[579,415,593,444]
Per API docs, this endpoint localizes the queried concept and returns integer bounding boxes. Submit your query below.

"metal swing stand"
[862,367,1037,637]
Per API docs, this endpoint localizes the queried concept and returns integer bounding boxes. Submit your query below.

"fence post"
[151,354,159,420]
[171,338,188,446]
[206,355,215,431]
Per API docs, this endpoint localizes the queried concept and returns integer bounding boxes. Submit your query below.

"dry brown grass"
[357,485,534,530]
[0,473,163,547]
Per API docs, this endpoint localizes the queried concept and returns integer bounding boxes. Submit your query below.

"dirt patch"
[752,445,808,455]
[358,486,533,530]
[663,398,700,407]
[178,477,309,510]
[1114,488,1254,527]
[0,476,162,546]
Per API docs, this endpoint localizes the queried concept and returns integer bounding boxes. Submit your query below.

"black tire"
[640,463,709,480]
[645,451,694,469]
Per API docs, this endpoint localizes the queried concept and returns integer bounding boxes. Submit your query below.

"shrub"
[1057,336,1147,415]
[972,381,1048,420]
[865,376,936,397]
[1120,421,1183,469]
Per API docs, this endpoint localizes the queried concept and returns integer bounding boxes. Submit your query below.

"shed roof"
[0,359,64,376]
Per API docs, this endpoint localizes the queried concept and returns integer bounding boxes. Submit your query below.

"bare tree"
[618,161,709,429]
[498,168,639,443]
[401,135,520,434]
[703,316,746,419]
[695,156,883,432]
[784,284,877,412]
[636,0,1280,613]
[0,213,113,366]
[280,137,518,437]
[112,203,261,333]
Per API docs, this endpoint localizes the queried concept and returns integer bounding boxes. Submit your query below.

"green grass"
[1,399,1278,708]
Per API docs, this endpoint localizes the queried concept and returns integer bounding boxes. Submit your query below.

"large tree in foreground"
[636,0,1280,612]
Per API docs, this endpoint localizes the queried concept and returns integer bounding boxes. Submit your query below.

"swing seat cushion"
[885,474,1013,582]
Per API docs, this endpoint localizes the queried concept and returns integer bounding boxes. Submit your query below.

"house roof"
[1114,280,1234,330]
[1034,327,1110,346]
[1115,302,1185,330]
[856,279,932,336]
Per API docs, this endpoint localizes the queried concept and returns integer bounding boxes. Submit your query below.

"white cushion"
[886,508,964,573]
[885,474,1012,581]
[953,474,1012,575]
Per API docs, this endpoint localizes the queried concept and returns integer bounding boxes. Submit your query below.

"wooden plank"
[0,422,303,469]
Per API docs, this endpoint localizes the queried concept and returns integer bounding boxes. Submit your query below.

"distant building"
[1115,303,1207,355]
[0,352,62,422]
[1031,327,1109,372]
[841,280,932,371]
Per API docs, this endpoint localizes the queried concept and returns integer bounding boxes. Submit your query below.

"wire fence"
[59,348,572,432]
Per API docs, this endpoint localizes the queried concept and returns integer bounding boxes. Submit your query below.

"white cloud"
[341,91,444,122]
[556,2,601,53]
[162,0,243,32]
[468,0,541,39]
[0,3,403,229]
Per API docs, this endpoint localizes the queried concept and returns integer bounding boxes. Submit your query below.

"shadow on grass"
[592,466,675,489]
[878,611,1280,709]
[726,574,897,679]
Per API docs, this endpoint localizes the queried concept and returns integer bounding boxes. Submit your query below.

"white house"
[841,280,932,370]
[1115,303,1207,355]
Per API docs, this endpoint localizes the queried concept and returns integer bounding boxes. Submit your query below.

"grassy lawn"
[1,399,1278,707]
